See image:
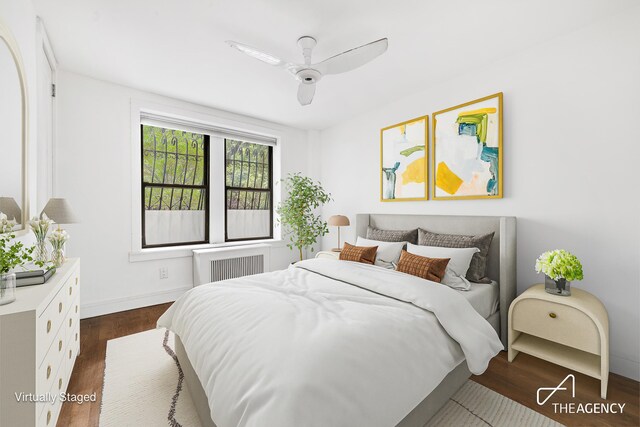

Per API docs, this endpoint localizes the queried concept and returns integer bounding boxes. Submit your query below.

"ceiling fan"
[226,36,388,106]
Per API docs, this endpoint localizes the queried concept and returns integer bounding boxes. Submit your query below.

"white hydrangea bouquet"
[49,229,69,267]
[29,214,54,263]
[535,249,583,296]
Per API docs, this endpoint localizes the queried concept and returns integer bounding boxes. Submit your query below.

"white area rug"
[100,328,201,427]
[100,329,562,427]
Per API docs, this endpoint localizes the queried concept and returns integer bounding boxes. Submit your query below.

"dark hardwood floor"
[58,303,639,427]
[57,303,172,427]
[472,353,639,427]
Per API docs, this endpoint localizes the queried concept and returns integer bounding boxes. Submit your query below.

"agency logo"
[536,374,626,415]
[537,374,575,405]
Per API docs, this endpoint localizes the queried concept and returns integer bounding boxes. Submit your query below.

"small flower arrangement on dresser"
[30,214,54,263]
[535,249,584,296]
[49,228,70,267]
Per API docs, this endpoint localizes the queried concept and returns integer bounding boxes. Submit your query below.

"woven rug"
[100,329,562,427]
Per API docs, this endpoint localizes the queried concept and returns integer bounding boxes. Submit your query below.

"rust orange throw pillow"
[339,242,378,265]
[396,250,450,283]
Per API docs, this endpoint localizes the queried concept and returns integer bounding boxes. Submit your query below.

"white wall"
[317,9,640,379]
[55,71,310,318]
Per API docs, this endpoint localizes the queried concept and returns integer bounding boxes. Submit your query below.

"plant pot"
[544,275,571,296]
[0,273,16,305]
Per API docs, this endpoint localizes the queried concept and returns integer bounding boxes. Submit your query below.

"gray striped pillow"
[418,229,494,283]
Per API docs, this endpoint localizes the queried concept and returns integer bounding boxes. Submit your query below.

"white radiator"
[192,244,271,286]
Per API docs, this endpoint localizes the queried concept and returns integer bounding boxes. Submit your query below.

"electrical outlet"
[159,267,169,279]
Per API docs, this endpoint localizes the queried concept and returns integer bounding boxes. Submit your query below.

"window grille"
[225,139,273,241]
[141,124,209,247]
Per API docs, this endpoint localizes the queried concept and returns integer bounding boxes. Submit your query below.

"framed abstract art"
[432,93,503,200]
[380,115,428,202]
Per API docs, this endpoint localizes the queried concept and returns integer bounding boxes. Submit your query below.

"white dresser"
[0,258,80,427]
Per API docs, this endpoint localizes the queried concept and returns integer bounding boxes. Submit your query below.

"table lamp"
[0,197,22,225]
[41,198,79,230]
[328,215,350,252]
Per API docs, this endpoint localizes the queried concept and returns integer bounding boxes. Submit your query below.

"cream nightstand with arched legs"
[508,284,609,399]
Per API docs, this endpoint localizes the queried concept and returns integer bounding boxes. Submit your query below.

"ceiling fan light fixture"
[226,36,388,106]
[296,68,322,84]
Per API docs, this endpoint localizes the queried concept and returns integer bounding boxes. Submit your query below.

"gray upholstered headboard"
[356,213,516,348]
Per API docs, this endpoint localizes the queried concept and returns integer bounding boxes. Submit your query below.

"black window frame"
[224,139,274,242]
[141,124,210,248]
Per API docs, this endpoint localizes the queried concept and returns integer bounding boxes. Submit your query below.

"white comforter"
[157,259,502,427]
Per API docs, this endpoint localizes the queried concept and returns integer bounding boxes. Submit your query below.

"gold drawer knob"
[549,312,557,319]
[69,349,72,359]
[75,305,78,314]
[46,320,52,333]
[75,332,78,342]
[69,286,72,295]
[46,365,51,379]
[58,302,63,313]
[59,339,63,351]
[46,410,51,425]
[58,378,62,390]
[75,277,78,285]
[69,318,73,327]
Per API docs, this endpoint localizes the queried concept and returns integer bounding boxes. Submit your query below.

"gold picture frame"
[380,115,429,202]
[432,93,503,200]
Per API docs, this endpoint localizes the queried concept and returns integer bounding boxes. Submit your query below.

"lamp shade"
[328,215,350,227]
[0,197,22,224]
[42,198,80,225]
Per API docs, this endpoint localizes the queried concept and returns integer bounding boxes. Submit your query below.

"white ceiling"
[33,0,635,130]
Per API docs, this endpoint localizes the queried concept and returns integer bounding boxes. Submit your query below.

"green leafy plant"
[535,249,584,282]
[277,173,332,261]
[0,233,39,275]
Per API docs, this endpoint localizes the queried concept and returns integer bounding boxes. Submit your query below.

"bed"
[158,214,517,427]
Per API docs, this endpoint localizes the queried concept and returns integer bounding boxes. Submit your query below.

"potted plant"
[277,173,332,262]
[535,249,584,296]
[0,234,35,306]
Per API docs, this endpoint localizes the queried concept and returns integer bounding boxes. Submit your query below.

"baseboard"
[80,285,191,319]
[610,353,640,381]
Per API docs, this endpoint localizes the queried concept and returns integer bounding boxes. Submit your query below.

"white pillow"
[355,237,405,269]
[406,243,480,290]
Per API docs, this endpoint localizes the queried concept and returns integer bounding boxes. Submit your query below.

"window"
[141,125,209,247]
[139,118,276,249]
[225,139,273,241]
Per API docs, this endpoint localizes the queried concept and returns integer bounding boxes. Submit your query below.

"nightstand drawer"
[512,299,600,354]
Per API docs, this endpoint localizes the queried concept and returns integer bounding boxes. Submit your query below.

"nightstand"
[508,284,609,398]
[315,251,340,260]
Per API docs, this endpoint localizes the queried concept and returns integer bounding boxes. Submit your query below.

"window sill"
[129,239,285,262]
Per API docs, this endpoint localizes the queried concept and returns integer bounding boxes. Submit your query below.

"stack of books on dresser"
[15,267,56,287]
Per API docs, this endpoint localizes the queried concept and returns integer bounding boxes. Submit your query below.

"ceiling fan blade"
[226,40,300,72]
[314,38,388,75]
[297,83,316,106]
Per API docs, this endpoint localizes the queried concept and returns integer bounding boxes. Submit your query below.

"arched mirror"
[0,20,29,235]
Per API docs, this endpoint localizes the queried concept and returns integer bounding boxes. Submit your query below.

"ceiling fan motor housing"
[296,68,322,84]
